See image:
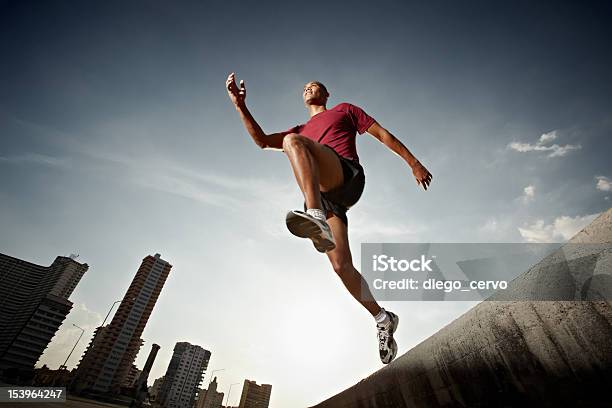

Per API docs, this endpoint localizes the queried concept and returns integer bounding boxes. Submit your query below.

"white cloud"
[76,148,301,237]
[547,144,581,157]
[134,171,244,209]
[507,130,581,158]
[131,163,298,231]
[0,153,69,168]
[522,185,535,203]
[538,131,557,144]
[518,213,599,243]
[477,217,518,241]
[595,176,611,192]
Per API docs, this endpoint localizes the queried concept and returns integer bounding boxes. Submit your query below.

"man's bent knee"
[282,133,310,152]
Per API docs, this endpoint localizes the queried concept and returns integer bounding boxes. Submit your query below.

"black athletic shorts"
[303,145,365,226]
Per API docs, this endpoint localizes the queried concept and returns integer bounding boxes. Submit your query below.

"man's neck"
[308,104,327,118]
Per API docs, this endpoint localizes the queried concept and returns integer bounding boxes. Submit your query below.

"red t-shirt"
[281,102,376,163]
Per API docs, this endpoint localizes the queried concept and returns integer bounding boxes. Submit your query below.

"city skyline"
[1,0,611,406]
[0,249,269,408]
[0,248,270,407]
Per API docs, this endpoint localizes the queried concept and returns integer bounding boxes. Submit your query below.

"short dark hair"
[308,81,329,97]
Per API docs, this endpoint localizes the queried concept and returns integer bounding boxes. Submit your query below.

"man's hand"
[412,161,432,191]
[226,72,246,109]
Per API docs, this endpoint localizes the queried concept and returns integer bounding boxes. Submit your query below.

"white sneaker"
[377,310,399,364]
[285,210,336,253]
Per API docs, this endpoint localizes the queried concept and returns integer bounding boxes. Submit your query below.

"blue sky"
[1,1,611,406]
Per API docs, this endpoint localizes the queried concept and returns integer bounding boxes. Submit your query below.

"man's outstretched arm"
[367,121,433,190]
[226,73,284,150]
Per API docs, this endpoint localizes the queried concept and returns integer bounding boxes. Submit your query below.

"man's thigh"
[294,135,344,192]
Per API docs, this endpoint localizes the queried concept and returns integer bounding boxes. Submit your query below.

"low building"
[196,376,224,408]
[238,380,272,408]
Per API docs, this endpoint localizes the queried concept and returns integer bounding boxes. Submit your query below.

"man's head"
[303,81,329,106]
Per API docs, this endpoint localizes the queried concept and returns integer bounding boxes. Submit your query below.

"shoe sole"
[389,313,399,335]
[384,313,400,364]
[286,211,336,253]
[385,338,398,364]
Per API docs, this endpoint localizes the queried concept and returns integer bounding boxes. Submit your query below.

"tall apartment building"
[0,253,88,376]
[158,342,211,408]
[71,253,172,394]
[123,363,141,387]
[196,376,224,408]
[238,380,272,408]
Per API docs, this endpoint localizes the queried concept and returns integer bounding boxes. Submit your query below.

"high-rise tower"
[0,253,88,378]
[72,253,171,394]
[158,342,211,408]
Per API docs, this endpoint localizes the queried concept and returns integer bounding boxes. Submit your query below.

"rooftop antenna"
[69,253,79,260]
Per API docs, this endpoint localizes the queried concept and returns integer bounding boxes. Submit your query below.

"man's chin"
[305,97,322,106]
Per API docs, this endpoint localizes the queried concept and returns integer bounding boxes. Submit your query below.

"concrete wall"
[313,209,612,408]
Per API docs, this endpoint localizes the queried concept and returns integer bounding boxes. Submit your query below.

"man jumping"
[226,73,432,364]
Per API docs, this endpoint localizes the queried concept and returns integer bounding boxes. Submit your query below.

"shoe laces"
[377,323,390,348]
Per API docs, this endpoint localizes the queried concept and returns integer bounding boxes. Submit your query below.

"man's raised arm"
[367,121,433,190]
[226,73,284,150]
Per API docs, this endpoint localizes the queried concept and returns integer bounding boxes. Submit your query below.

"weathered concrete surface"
[313,209,612,408]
